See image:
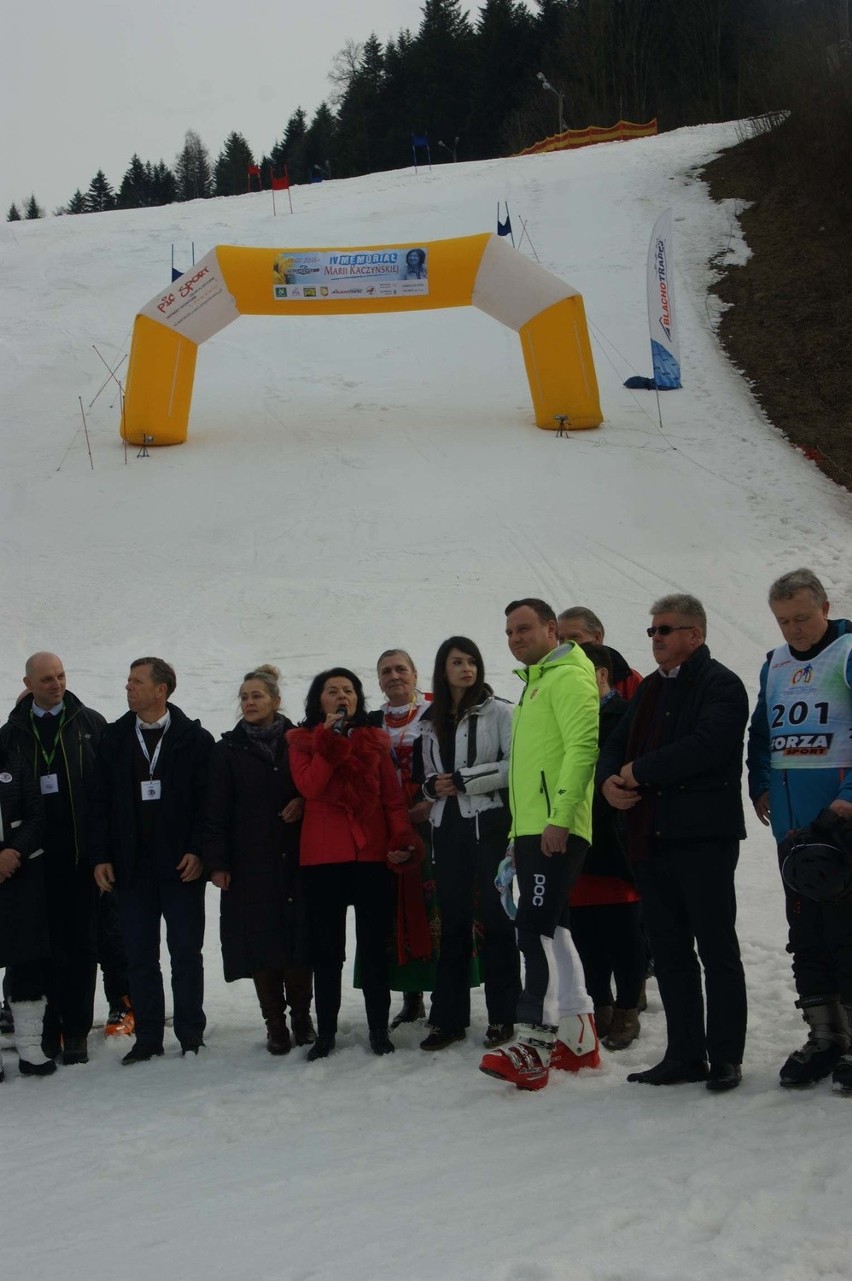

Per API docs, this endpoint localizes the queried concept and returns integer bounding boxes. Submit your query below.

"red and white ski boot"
[479,1024,554,1091]
[550,1012,601,1072]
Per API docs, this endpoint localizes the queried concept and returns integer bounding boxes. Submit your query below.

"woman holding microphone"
[287,668,426,1060]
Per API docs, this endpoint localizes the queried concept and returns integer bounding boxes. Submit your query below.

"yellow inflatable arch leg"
[122,314,198,447]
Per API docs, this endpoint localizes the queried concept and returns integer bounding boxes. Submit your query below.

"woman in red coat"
[287,668,422,1061]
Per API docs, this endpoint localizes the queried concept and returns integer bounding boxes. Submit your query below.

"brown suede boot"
[603,1007,641,1051]
[253,970,291,1055]
[284,966,316,1045]
[594,1004,614,1038]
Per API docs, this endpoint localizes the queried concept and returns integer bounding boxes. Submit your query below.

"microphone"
[332,703,348,736]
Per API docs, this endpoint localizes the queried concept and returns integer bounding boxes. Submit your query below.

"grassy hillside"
[703,103,851,491]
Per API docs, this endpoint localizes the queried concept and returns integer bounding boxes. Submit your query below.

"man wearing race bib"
[748,568,852,1089]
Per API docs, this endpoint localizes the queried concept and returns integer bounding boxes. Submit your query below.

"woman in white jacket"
[414,637,521,1051]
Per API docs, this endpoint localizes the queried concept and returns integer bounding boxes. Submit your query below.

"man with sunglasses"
[597,594,748,1091]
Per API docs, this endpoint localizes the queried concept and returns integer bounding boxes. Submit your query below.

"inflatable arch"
[121,233,602,445]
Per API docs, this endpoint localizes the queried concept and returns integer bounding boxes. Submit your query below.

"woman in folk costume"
[288,668,429,1060]
[203,666,314,1056]
[367,648,437,1026]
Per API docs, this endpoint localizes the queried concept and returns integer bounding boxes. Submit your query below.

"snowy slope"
[2,123,851,1281]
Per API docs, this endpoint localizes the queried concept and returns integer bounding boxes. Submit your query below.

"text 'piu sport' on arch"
[121,234,602,445]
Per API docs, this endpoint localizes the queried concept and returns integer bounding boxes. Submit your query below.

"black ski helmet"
[781,840,852,902]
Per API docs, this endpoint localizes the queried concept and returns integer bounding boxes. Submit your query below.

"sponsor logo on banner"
[140,249,239,344]
[271,247,429,301]
[654,237,672,340]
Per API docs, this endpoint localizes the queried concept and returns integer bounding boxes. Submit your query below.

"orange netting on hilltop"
[518,119,658,156]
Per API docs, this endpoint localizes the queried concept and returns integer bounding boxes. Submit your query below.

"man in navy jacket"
[91,658,213,1064]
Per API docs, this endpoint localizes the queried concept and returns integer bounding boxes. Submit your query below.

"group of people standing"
[2,566,851,1099]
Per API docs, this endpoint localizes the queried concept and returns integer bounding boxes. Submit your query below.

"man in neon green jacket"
[480,598,601,1091]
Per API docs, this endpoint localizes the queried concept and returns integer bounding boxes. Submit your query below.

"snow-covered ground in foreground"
[2,123,851,1281]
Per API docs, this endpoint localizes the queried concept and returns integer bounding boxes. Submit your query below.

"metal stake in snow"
[77,397,94,470]
[119,384,128,465]
[137,434,153,459]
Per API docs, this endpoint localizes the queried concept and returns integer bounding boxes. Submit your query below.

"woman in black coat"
[203,666,314,1054]
[0,749,54,1078]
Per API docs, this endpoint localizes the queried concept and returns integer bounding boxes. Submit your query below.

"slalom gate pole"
[78,397,94,470]
[518,218,540,262]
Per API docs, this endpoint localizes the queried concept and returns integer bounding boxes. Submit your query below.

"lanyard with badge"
[136,719,168,801]
[30,706,66,796]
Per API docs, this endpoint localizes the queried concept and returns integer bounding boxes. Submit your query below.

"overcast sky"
[3,0,436,216]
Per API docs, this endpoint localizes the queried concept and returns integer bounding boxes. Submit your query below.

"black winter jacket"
[0,691,106,868]
[596,645,748,846]
[583,693,633,881]
[90,704,214,881]
[203,718,307,980]
[0,751,48,966]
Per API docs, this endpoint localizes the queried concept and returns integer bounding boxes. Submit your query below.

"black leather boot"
[390,992,425,1028]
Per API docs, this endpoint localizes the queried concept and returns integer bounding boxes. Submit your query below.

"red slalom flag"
[270,165,293,215]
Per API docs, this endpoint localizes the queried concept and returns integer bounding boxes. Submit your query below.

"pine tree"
[149,161,177,206]
[117,154,150,209]
[85,170,116,213]
[377,33,419,171]
[467,0,536,158]
[214,132,256,197]
[24,194,44,219]
[7,202,21,221]
[303,104,338,180]
[409,0,476,156]
[175,129,212,201]
[334,33,386,175]
[65,190,87,215]
[272,108,308,184]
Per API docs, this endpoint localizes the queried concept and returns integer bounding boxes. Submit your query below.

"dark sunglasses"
[647,624,694,637]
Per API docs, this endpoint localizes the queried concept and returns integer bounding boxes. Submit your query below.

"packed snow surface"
[2,123,851,1281]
